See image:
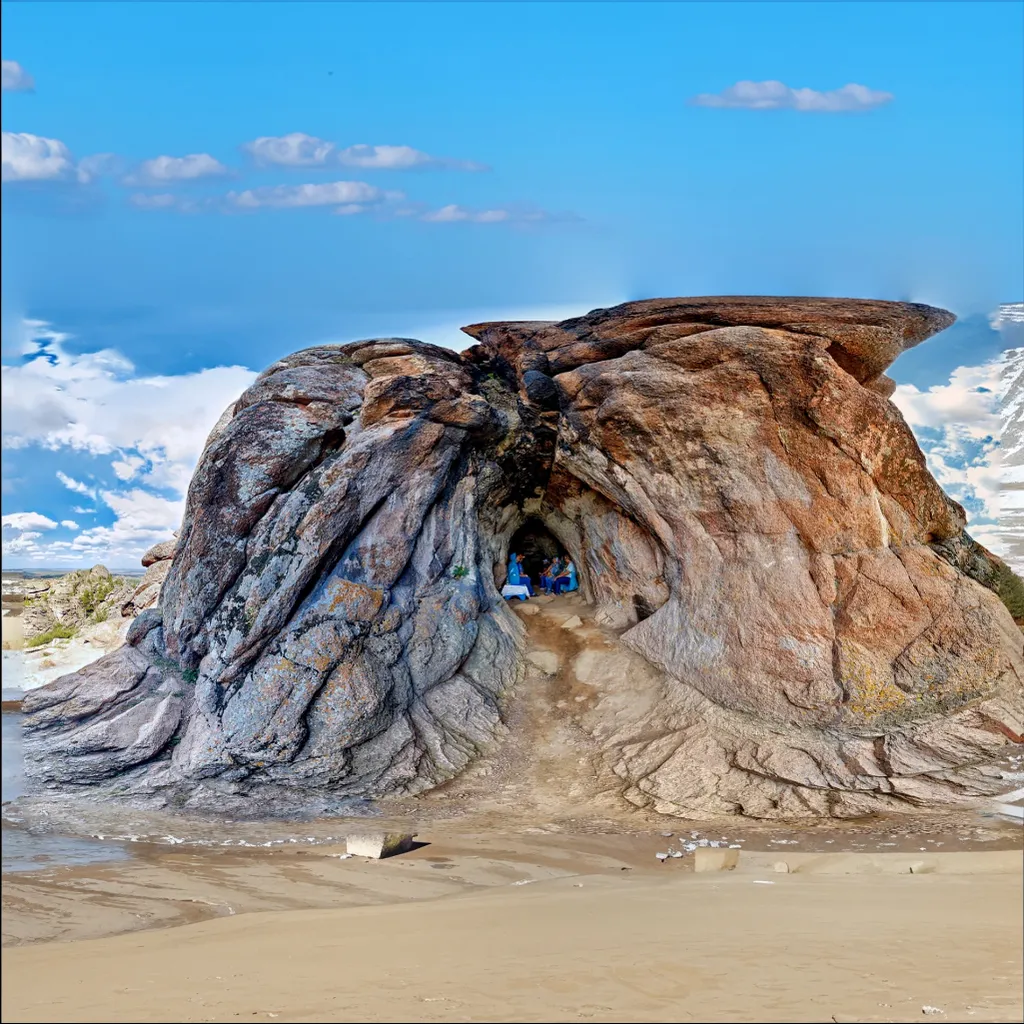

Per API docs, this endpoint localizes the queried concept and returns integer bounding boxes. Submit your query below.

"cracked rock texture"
[22,297,1024,818]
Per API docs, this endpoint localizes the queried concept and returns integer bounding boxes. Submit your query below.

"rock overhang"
[461,295,956,384]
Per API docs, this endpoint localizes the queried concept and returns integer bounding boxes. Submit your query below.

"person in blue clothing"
[539,556,562,594]
[507,552,535,596]
[552,558,577,595]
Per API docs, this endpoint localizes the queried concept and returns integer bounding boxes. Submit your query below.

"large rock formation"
[120,537,179,618]
[20,566,136,642]
[22,297,1024,818]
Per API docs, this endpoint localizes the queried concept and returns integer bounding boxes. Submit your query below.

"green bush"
[994,564,1024,620]
[451,565,470,580]
[26,623,77,648]
[77,575,117,616]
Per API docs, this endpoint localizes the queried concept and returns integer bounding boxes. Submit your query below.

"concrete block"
[693,848,740,872]
[345,832,416,859]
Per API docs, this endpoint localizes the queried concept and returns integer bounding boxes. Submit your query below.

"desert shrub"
[26,624,77,648]
[77,576,116,616]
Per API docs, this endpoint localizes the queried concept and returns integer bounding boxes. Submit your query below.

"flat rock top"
[463,295,955,382]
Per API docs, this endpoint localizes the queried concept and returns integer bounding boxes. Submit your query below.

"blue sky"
[1,1,1021,568]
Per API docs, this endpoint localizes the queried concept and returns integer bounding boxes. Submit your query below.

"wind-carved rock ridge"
[21,297,1024,819]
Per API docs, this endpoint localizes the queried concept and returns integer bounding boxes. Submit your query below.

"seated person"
[507,553,535,596]
[552,559,577,595]
[540,556,562,593]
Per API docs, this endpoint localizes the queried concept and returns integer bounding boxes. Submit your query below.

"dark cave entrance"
[508,520,563,586]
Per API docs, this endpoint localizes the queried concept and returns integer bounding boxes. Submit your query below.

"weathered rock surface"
[121,538,178,617]
[22,298,1024,818]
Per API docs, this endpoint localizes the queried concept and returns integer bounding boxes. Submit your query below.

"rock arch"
[22,298,1024,818]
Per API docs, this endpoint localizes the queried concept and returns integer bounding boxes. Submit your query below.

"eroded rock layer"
[23,297,1024,817]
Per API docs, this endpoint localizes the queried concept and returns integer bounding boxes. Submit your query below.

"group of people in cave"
[505,550,577,598]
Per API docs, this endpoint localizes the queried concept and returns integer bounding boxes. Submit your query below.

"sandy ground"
[3,592,1022,1023]
[1,613,130,700]
[2,839,1022,1024]
[2,609,25,650]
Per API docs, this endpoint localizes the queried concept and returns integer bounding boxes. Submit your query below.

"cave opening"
[508,520,563,586]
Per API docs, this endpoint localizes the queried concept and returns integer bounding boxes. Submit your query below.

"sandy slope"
[3,859,1022,1024]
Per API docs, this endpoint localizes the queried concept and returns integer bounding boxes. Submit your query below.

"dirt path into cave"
[416,593,649,830]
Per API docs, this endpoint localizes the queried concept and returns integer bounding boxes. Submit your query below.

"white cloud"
[111,455,146,480]
[1,131,88,183]
[60,519,79,530]
[243,132,336,167]
[2,323,253,468]
[66,489,185,563]
[242,133,487,172]
[421,204,509,224]
[2,530,45,556]
[418,203,569,225]
[892,359,1000,549]
[1,59,34,92]
[892,363,1000,441]
[2,511,58,559]
[690,80,893,113]
[2,512,58,532]
[2,320,257,566]
[56,473,98,499]
[125,153,232,185]
[227,180,390,210]
[336,144,435,170]
[71,506,96,515]
[336,144,487,172]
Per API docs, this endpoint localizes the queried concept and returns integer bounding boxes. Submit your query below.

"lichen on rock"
[21,298,1024,818]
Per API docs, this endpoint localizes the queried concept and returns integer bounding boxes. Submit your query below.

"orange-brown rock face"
[22,298,1023,818]
[473,298,1021,816]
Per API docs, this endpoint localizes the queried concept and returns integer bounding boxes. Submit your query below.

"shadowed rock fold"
[22,297,1023,818]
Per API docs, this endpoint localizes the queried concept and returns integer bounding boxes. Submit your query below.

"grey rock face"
[21,299,1024,818]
